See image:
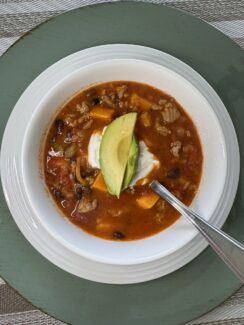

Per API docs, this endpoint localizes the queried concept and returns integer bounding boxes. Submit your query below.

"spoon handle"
[150,180,244,283]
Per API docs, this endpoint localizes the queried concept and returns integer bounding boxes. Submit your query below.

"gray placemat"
[0,0,243,324]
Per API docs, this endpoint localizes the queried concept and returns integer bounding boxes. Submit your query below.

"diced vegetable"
[140,112,152,127]
[75,157,87,185]
[64,143,76,158]
[136,191,159,209]
[52,142,63,152]
[90,107,115,121]
[92,172,107,192]
[96,222,114,231]
[113,231,125,239]
[130,93,152,110]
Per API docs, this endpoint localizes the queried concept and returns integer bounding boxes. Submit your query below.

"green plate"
[0,3,243,325]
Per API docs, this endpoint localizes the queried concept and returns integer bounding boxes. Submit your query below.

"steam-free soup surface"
[44,81,203,240]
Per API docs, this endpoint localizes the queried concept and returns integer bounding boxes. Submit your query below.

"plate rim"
[0,2,243,325]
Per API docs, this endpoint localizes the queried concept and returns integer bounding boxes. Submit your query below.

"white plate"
[0,44,240,283]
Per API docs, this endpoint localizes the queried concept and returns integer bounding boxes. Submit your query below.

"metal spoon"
[150,180,244,283]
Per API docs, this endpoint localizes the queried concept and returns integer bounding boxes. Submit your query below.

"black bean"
[86,90,100,106]
[81,169,96,178]
[90,97,100,106]
[81,171,87,178]
[55,119,64,134]
[75,187,83,200]
[167,168,180,179]
[81,186,92,195]
[54,189,64,200]
[76,184,92,196]
[113,231,125,240]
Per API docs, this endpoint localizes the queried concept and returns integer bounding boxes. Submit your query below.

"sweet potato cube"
[140,112,152,127]
[136,192,159,209]
[130,93,152,110]
[96,222,114,231]
[90,107,115,121]
[92,172,107,192]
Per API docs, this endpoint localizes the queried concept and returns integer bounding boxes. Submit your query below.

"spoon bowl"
[150,180,244,283]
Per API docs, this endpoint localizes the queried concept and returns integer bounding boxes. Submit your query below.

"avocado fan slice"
[99,112,137,197]
[122,135,139,191]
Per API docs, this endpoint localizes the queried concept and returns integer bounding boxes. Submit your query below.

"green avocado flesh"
[99,113,137,197]
[122,136,139,190]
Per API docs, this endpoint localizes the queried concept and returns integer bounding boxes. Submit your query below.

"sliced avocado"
[99,112,137,197]
[122,136,139,190]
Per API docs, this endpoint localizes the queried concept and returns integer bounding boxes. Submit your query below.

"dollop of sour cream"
[87,131,102,168]
[130,141,159,186]
[88,130,159,186]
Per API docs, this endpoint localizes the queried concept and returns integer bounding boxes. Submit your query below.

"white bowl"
[1,44,239,283]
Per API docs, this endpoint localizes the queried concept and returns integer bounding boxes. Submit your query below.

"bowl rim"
[20,58,226,264]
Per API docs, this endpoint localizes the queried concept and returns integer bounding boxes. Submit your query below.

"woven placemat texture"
[0,0,243,324]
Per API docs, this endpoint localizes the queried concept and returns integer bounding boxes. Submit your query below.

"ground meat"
[70,134,79,142]
[170,141,182,157]
[83,119,93,129]
[172,190,182,200]
[76,102,89,114]
[155,118,171,136]
[101,95,116,108]
[183,144,194,153]
[154,212,165,225]
[58,168,70,186]
[77,197,98,213]
[162,105,180,123]
[156,199,166,212]
[158,99,167,106]
[188,184,197,192]
[116,85,128,99]
[78,112,90,124]
[151,103,163,111]
[118,101,124,109]
[176,127,185,137]
[186,130,191,137]
[182,181,190,190]
[64,115,77,127]
[76,130,84,138]
[157,125,171,136]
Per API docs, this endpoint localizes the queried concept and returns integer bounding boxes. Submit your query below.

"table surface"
[0,0,244,324]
